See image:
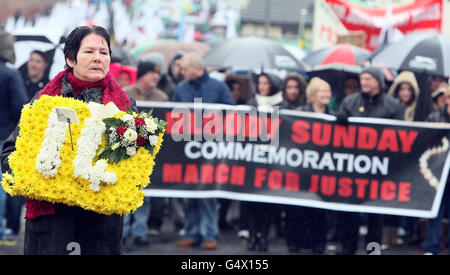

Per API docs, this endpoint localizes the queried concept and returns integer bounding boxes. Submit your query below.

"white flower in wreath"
[144,118,158,134]
[123,129,137,142]
[121,114,134,123]
[36,109,69,178]
[126,146,137,157]
[149,135,159,146]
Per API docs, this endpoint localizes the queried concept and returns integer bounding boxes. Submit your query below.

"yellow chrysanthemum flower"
[1,95,165,215]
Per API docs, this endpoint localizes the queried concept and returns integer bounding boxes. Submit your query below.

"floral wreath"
[2,95,166,215]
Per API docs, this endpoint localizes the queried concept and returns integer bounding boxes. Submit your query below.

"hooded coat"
[387,71,420,121]
[247,72,283,107]
[157,53,184,98]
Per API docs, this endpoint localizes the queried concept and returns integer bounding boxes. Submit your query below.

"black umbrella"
[203,36,306,71]
[368,31,450,77]
[13,29,66,79]
[307,65,361,110]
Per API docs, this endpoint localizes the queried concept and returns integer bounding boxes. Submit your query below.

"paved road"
[0,202,428,255]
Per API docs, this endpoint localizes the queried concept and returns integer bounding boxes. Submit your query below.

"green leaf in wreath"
[104,118,123,128]
[126,104,133,115]
[97,145,110,158]
[146,108,154,118]
[144,144,154,154]
[117,147,127,163]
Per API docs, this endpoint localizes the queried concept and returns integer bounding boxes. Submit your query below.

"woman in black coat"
[287,77,334,254]
[0,26,137,255]
[244,72,283,252]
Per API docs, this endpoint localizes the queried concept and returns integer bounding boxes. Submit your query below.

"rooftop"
[240,0,315,25]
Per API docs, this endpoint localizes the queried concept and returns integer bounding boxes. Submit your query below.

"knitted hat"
[361,65,386,90]
[137,61,160,79]
[0,29,16,64]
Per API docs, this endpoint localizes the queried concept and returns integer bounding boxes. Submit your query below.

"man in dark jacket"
[171,53,234,105]
[173,52,234,250]
[336,66,404,255]
[0,29,28,241]
[338,66,404,120]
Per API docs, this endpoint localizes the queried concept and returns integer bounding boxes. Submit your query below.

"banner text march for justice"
[138,101,450,217]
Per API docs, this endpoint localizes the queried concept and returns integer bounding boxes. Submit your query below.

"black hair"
[282,73,307,106]
[172,52,184,62]
[137,61,159,79]
[63,25,111,69]
[30,50,49,63]
[256,73,281,96]
[345,75,359,81]
[226,79,240,90]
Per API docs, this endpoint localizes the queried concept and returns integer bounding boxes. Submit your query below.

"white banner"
[312,0,349,50]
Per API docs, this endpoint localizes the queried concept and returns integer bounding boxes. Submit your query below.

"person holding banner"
[431,85,448,113]
[423,87,450,255]
[1,25,137,255]
[386,71,422,245]
[247,72,283,107]
[336,65,404,255]
[245,72,283,252]
[276,73,308,252]
[282,77,332,254]
[388,71,420,122]
[277,73,307,110]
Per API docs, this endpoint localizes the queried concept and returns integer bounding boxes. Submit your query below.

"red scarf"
[25,69,131,219]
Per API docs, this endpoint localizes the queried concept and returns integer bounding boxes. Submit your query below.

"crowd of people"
[1,25,450,255]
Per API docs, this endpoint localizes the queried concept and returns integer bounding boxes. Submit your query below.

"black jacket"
[21,72,50,101]
[0,60,28,140]
[337,92,404,120]
[297,103,335,115]
[157,53,184,98]
[277,100,303,110]
[426,107,450,123]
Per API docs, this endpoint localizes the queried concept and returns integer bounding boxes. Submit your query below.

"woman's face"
[231,83,241,102]
[257,75,271,96]
[285,79,300,102]
[313,84,332,106]
[437,94,446,109]
[398,83,414,105]
[66,33,110,82]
